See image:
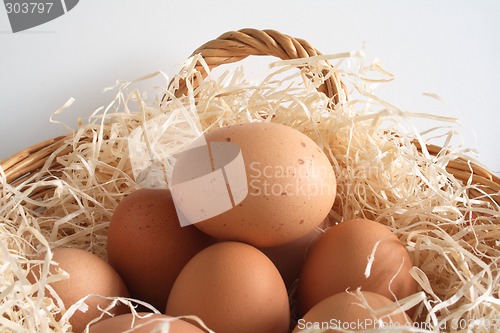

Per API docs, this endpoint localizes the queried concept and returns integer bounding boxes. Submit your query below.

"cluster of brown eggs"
[29,122,417,332]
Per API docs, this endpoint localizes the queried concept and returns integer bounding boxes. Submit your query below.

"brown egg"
[293,291,412,332]
[89,312,204,333]
[184,122,336,247]
[166,241,290,333]
[260,226,323,289]
[106,188,214,311]
[298,219,417,316]
[28,247,129,333]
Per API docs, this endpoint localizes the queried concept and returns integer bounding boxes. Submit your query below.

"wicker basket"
[2,28,499,202]
[1,28,499,332]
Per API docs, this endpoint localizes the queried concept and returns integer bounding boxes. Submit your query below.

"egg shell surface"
[88,312,205,333]
[298,219,418,316]
[106,188,214,311]
[29,247,129,333]
[166,241,290,333]
[193,122,336,247]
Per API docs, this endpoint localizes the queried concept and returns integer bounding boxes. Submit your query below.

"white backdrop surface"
[1,1,499,173]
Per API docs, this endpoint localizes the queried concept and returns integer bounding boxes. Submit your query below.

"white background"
[1,1,499,174]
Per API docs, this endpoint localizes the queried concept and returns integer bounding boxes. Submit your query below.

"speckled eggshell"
[166,241,290,333]
[298,219,418,316]
[293,291,412,332]
[194,122,336,247]
[29,247,130,333]
[88,313,205,333]
[106,189,214,311]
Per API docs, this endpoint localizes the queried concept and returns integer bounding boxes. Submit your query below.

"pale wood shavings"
[0,51,498,332]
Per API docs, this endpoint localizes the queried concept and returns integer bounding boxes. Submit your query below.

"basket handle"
[172,28,345,105]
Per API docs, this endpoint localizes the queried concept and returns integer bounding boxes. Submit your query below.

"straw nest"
[1,29,499,332]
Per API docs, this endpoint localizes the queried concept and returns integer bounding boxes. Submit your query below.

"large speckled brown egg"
[106,188,214,311]
[28,247,129,333]
[190,122,336,247]
[298,219,418,316]
[166,241,290,333]
[89,313,204,333]
[293,291,413,332]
